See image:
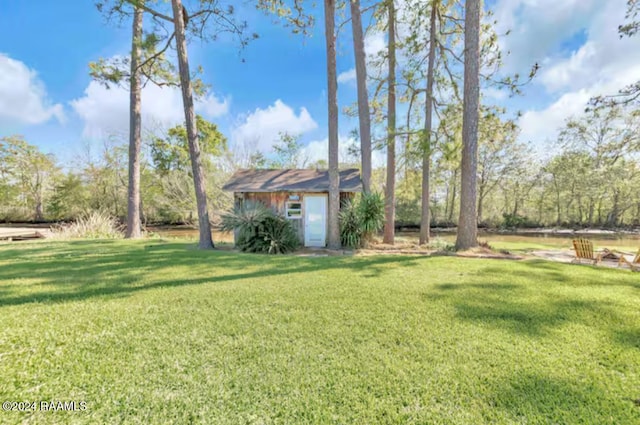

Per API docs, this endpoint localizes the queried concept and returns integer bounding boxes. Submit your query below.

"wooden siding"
[233,191,356,246]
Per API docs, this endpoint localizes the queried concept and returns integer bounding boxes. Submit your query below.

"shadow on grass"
[480,258,640,289]
[477,259,573,284]
[0,240,422,307]
[2,241,638,354]
[614,328,640,350]
[454,297,614,336]
[425,260,639,347]
[489,373,631,423]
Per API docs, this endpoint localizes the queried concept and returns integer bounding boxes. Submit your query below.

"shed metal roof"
[222,168,362,192]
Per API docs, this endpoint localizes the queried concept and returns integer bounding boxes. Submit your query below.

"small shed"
[222,168,361,247]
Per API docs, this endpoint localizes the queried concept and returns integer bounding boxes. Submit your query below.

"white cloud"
[302,136,385,168]
[494,0,640,147]
[302,137,349,165]
[365,31,386,59]
[338,68,357,84]
[483,87,508,101]
[518,62,640,147]
[538,2,640,94]
[0,53,65,127]
[70,81,229,139]
[231,99,318,152]
[198,93,229,117]
[338,31,386,86]
[518,90,592,145]
[493,0,601,75]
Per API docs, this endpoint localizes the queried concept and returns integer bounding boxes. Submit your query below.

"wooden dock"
[0,227,51,241]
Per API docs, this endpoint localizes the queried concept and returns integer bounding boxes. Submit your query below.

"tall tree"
[0,136,58,221]
[115,0,255,247]
[171,0,214,248]
[476,110,519,224]
[383,0,396,245]
[151,115,227,174]
[126,4,143,238]
[455,0,480,250]
[94,0,181,238]
[349,0,372,193]
[558,105,640,225]
[269,133,308,168]
[150,114,228,224]
[419,0,438,245]
[324,0,341,249]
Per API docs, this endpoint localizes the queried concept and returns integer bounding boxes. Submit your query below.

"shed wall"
[233,191,357,246]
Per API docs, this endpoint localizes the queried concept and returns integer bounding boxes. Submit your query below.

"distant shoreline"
[1,222,639,240]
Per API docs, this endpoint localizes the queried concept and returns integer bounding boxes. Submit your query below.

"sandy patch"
[529,249,637,270]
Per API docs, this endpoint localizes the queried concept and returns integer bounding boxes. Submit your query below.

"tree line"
[2,98,639,229]
[1,0,639,249]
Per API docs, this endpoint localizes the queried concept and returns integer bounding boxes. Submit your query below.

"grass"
[0,240,639,424]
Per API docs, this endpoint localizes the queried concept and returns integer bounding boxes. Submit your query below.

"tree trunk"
[597,197,603,226]
[536,193,544,224]
[419,0,438,245]
[383,0,396,245]
[125,4,143,239]
[448,169,457,223]
[350,0,372,194]
[552,179,561,225]
[477,185,485,225]
[578,197,584,223]
[444,176,450,221]
[587,197,594,226]
[607,191,620,227]
[324,0,340,249]
[455,0,480,251]
[35,196,44,221]
[404,94,416,178]
[171,0,214,249]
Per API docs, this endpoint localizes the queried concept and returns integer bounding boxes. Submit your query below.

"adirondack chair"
[572,238,603,265]
[618,248,640,271]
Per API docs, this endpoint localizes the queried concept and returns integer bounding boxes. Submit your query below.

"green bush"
[339,200,362,248]
[340,192,385,248]
[257,215,300,254]
[50,211,123,239]
[358,192,385,235]
[501,213,530,230]
[221,202,299,254]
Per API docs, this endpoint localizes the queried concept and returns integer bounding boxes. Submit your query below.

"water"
[148,226,234,243]
[150,226,640,250]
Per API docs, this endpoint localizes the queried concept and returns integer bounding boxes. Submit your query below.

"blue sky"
[1,0,638,166]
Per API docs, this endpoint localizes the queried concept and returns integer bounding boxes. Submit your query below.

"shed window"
[286,201,302,219]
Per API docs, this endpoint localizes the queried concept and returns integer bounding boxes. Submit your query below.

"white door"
[304,195,327,247]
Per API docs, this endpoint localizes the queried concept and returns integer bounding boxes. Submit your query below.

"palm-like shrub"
[358,192,385,237]
[221,201,299,254]
[258,215,300,254]
[51,211,123,239]
[339,199,362,248]
[339,192,385,248]
[221,201,270,250]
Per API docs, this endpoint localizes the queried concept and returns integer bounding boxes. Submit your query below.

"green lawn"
[0,240,639,424]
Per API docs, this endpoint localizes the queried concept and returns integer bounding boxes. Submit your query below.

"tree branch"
[123,0,173,22]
